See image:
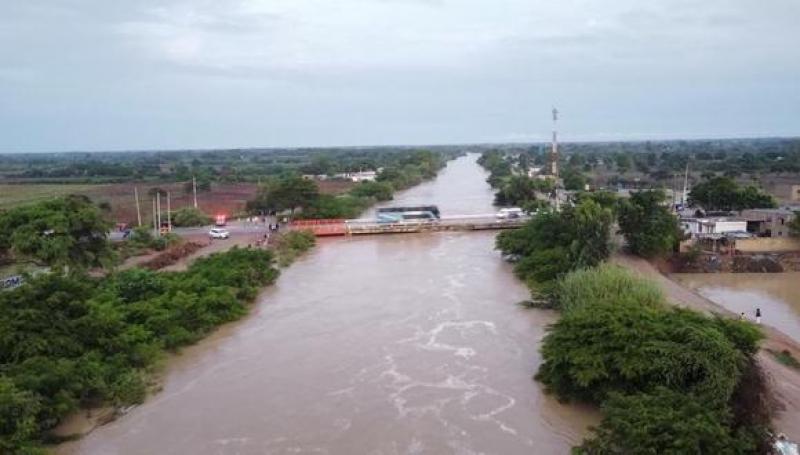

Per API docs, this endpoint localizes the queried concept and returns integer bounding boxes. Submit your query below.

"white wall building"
[681,218,748,237]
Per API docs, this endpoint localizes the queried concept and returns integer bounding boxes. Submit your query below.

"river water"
[58,154,594,455]
[674,272,800,342]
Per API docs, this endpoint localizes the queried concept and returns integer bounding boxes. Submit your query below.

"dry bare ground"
[613,254,800,441]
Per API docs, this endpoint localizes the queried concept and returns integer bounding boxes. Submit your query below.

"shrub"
[576,388,752,454]
[496,199,612,291]
[274,230,316,267]
[0,247,279,452]
[171,207,211,227]
[537,301,745,405]
[349,181,393,201]
[554,264,663,313]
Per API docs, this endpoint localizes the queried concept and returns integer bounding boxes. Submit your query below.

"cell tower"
[550,107,559,177]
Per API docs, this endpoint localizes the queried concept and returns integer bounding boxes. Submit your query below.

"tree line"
[0,196,317,453]
[246,150,449,219]
[490,182,773,451]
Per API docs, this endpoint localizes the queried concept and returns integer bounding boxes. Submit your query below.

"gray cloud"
[0,0,798,152]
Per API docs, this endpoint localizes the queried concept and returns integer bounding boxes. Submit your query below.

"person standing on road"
[756,308,762,324]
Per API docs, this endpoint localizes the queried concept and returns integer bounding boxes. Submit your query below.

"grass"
[0,183,99,210]
[767,349,800,369]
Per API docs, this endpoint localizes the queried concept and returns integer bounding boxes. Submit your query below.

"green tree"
[0,196,113,271]
[562,168,587,191]
[689,177,775,211]
[496,199,612,289]
[618,190,681,258]
[247,175,320,214]
[349,181,393,201]
[171,207,212,227]
[0,378,42,454]
[577,388,753,454]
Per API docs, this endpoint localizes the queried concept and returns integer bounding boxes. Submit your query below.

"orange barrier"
[289,219,347,236]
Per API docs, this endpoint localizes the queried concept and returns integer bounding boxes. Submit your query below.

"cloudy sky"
[1,0,798,152]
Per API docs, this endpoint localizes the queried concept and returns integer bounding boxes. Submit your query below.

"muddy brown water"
[674,272,800,342]
[56,154,595,455]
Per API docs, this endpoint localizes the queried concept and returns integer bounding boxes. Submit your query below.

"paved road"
[109,220,278,241]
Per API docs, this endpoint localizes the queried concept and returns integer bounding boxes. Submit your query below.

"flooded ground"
[674,272,800,342]
[57,154,595,455]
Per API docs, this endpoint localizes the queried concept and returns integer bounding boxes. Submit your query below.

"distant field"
[0,184,100,210]
[0,180,355,223]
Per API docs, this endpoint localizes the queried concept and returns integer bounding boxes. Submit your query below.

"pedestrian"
[739,312,745,321]
[755,308,762,324]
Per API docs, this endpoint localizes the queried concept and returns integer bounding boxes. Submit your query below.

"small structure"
[740,208,797,238]
[526,166,543,178]
[348,171,378,182]
[682,217,748,238]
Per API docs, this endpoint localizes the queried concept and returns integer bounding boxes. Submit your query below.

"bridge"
[289,215,528,236]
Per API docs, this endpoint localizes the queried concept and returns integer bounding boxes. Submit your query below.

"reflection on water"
[674,272,800,341]
[57,155,595,455]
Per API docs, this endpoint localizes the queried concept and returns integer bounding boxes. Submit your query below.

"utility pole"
[134,187,142,227]
[156,192,162,236]
[192,176,198,209]
[682,161,690,206]
[166,191,172,232]
[551,107,561,211]
[152,197,158,236]
[551,107,559,178]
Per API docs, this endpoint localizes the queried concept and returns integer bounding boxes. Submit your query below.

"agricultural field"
[0,180,355,224]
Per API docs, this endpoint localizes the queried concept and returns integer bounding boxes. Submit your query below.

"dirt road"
[613,254,800,440]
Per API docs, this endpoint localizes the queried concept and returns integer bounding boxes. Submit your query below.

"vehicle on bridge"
[496,207,524,219]
[377,205,440,224]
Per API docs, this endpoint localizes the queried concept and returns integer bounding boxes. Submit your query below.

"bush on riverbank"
[554,263,662,313]
[537,266,772,453]
[495,199,613,292]
[0,248,278,453]
[274,230,316,267]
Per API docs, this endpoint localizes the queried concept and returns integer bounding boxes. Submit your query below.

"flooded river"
[58,154,594,455]
[674,272,800,342]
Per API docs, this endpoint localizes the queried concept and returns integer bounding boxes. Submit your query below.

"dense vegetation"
[0,147,462,186]
[273,230,316,267]
[618,190,682,257]
[689,176,776,212]
[538,265,771,453]
[495,199,612,291]
[248,150,448,219]
[477,137,799,206]
[0,196,113,272]
[0,248,279,453]
[170,207,212,227]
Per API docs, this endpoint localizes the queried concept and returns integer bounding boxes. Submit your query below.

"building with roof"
[740,208,797,237]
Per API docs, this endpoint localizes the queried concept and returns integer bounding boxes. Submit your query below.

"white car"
[209,228,230,239]
[496,207,524,219]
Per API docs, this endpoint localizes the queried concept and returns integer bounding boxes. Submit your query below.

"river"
[57,154,595,455]
[674,272,800,342]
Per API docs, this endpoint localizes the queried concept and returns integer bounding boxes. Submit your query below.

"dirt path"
[612,254,800,440]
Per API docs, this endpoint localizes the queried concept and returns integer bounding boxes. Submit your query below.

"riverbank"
[613,254,800,441]
[55,153,597,454]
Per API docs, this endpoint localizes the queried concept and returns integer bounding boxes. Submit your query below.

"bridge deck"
[290,215,527,236]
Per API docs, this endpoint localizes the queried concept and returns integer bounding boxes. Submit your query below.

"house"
[349,171,378,182]
[527,166,543,178]
[740,208,797,237]
[681,217,748,238]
